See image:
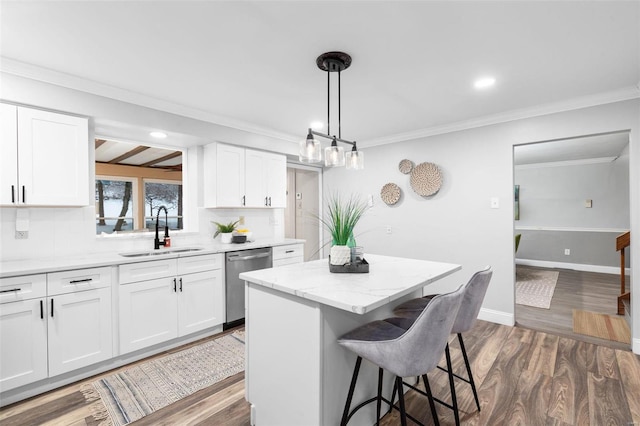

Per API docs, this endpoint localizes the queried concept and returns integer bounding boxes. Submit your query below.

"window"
[95,178,136,234]
[95,138,183,235]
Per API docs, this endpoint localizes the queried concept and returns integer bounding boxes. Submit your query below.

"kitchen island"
[240,254,461,426]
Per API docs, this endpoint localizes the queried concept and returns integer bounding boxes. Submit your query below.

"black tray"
[329,257,369,273]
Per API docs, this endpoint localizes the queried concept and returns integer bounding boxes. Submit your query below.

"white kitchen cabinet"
[245,150,287,208]
[0,274,48,393]
[0,103,89,206]
[272,243,304,267]
[47,266,113,376]
[47,287,112,376]
[204,142,286,208]
[119,254,224,354]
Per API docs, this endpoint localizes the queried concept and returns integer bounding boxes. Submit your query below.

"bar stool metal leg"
[458,333,481,411]
[422,374,440,426]
[341,356,362,426]
[376,367,383,425]
[445,344,460,426]
[395,376,408,426]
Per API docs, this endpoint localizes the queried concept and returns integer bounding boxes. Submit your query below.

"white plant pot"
[330,245,351,265]
[220,232,233,244]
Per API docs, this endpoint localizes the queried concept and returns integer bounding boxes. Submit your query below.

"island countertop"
[239,253,461,314]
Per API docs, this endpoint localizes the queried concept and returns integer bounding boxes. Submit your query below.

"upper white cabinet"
[0,103,89,206]
[204,142,286,208]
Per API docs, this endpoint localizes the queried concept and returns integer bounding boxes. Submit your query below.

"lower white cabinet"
[0,268,113,392]
[273,243,304,267]
[48,288,112,376]
[119,254,223,354]
[0,298,48,392]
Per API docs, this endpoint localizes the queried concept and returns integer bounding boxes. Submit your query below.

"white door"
[48,288,112,376]
[216,144,246,207]
[177,270,224,336]
[16,107,89,206]
[245,149,267,207]
[119,278,178,354]
[0,298,48,392]
[0,103,18,206]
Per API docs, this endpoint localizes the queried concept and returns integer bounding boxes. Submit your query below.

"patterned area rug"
[515,267,559,309]
[573,310,631,344]
[82,330,245,426]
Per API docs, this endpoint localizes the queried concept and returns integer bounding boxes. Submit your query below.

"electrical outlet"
[239,216,245,225]
[386,226,392,234]
[564,249,570,255]
[15,230,28,239]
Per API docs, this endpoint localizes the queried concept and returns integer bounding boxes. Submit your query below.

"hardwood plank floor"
[1,321,638,425]
[515,266,631,350]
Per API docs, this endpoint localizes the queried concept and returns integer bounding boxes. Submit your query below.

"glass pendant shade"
[324,145,345,167]
[299,135,322,163]
[345,150,364,170]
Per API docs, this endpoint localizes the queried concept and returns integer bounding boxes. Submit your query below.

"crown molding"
[363,85,640,148]
[0,57,299,144]
[3,57,638,149]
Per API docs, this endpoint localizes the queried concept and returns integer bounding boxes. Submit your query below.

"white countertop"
[239,254,461,314]
[0,238,304,278]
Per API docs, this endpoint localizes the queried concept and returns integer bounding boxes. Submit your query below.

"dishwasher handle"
[227,252,271,262]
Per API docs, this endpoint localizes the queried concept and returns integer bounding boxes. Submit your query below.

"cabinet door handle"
[50,298,54,318]
[264,196,268,206]
[179,277,183,292]
[69,278,93,284]
[22,186,26,204]
[242,195,245,206]
[11,185,15,203]
[268,196,272,206]
[0,288,21,294]
[173,278,177,292]
[40,300,44,319]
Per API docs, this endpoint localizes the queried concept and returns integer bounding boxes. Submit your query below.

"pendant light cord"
[327,69,330,136]
[338,69,342,139]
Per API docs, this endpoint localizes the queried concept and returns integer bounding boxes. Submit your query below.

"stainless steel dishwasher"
[224,247,272,329]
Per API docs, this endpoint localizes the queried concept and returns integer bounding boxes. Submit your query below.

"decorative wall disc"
[398,159,414,174]
[380,183,401,205]
[410,162,442,196]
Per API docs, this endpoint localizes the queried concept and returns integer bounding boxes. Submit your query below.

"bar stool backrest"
[451,266,493,334]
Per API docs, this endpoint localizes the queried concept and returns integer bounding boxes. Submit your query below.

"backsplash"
[0,206,284,262]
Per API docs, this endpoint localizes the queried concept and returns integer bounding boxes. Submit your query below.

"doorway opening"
[513,132,631,349]
[284,164,322,261]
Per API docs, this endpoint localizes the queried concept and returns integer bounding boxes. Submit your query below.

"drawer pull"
[69,278,93,284]
[285,250,295,253]
[0,288,21,294]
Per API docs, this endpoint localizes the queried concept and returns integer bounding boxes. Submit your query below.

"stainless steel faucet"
[154,206,170,249]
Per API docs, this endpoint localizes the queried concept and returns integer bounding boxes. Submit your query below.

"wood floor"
[515,265,631,350]
[2,320,639,426]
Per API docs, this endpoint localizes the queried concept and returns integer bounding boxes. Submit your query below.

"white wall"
[323,98,640,353]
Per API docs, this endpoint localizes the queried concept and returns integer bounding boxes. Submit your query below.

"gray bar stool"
[390,266,493,417]
[338,283,466,426]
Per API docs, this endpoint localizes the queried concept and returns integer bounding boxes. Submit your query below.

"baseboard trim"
[479,308,514,326]
[516,258,631,275]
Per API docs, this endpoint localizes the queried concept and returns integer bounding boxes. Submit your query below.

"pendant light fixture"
[299,51,364,170]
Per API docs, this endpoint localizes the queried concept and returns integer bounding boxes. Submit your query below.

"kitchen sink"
[119,247,204,257]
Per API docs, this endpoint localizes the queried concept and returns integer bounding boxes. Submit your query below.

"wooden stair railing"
[616,231,630,315]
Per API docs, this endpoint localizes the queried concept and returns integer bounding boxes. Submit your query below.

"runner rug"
[515,266,559,309]
[573,310,631,344]
[82,330,245,426]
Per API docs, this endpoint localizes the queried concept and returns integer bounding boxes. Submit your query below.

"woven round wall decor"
[380,183,401,205]
[410,162,442,196]
[398,159,413,174]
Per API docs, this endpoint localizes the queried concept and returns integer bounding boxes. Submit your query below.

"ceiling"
[1,1,638,151]
[95,139,182,170]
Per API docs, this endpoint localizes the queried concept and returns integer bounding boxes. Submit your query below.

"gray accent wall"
[515,147,630,268]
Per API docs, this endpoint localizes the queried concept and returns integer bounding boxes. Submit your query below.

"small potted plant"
[318,193,368,265]
[213,220,239,244]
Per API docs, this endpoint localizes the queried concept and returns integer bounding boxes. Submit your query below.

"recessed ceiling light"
[474,77,496,89]
[150,131,167,139]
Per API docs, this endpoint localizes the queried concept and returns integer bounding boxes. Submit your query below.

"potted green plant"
[318,193,368,265]
[213,220,239,244]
